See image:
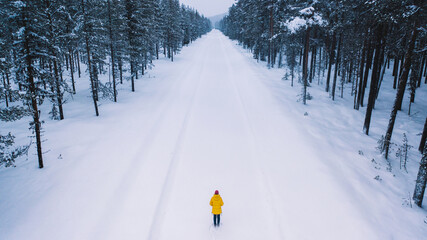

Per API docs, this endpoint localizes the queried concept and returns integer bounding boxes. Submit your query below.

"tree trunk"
[348,60,353,84]
[5,70,11,103]
[268,0,273,68]
[76,50,81,78]
[424,55,427,83]
[418,55,425,87]
[353,62,359,109]
[53,59,64,120]
[392,56,399,89]
[125,0,136,92]
[332,33,342,101]
[29,58,44,168]
[118,56,123,84]
[92,54,99,101]
[48,62,57,107]
[135,64,138,79]
[302,27,311,105]
[69,50,76,94]
[325,33,336,92]
[363,25,384,135]
[399,54,405,83]
[383,21,419,159]
[291,66,294,87]
[23,8,43,168]
[309,47,316,83]
[420,118,427,153]
[413,142,427,207]
[2,73,8,107]
[318,47,322,85]
[409,53,421,108]
[361,38,373,107]
[65,53,69,71]
[156,43,159,59]
[142,52,146,76]
[82,0,99,116]
[341,62,346,98]
[131,62,135,91]
[59,56,64,83]
[107,0,117,102]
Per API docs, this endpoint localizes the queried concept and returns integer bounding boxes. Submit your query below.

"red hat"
[215,190,219,195]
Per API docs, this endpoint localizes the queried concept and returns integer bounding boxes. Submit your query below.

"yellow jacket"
[210,194,224,214]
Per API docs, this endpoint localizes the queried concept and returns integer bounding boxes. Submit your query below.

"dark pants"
[213,214,220,226]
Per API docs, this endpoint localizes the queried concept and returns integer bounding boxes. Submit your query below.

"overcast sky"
[179,0,235,17]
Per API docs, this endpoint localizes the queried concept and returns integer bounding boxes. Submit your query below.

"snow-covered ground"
[1,29,426,240]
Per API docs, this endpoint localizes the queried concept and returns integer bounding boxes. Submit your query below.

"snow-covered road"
[1,30,424,240]
[136,30,378,240]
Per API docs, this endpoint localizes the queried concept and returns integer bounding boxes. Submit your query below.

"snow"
[299,6,314,16]
[283,14,326,33]
[1,29,427,240]
[309,13,326,26]
[15,27,25,38]
[283,17,307,34]
[13,1,26,8]
[282,13,327,33]
[283,6,326,33]
[403,5,420,18]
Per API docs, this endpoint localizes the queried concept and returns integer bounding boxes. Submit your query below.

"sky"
[179,0,235,17]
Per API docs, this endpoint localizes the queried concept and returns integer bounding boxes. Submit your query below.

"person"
[210,190,224,227]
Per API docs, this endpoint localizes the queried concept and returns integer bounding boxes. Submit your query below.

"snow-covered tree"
[0,133,29,168]
[282,2,326,104]
[382,0,423,158]
[11,0,52,168]
[413,142,427,207]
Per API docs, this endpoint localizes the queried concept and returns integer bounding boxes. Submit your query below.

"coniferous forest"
[0,0,211,169]
[219,0,426,206]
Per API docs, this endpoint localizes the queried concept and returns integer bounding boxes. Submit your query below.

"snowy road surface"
[1,30,424,240]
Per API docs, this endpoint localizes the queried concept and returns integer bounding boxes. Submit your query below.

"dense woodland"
[219,0,426,206]
[0,0,211,168]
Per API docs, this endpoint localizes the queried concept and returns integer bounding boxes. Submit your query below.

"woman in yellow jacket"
[210,190,224,227]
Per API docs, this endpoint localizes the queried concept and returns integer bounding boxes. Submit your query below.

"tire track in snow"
[146,45,209,240]
[224,35,382,239]
[219,33,379,239]
[92,47,205,239]
[218,35,286,240]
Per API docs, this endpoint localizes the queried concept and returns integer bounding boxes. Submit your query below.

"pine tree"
[382,9,420,159]
[0,2,15,108]
[12,0,48,168]
[124,0,139,91]
[106,0,116,101]
[0,132,30,168]
[363,23,386,135]
[81,0,100,116]
[0,106,31,168]
[160,0,183,62]
[413,142,427,207]
[42,0,69,120]
[420,118,427,153]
